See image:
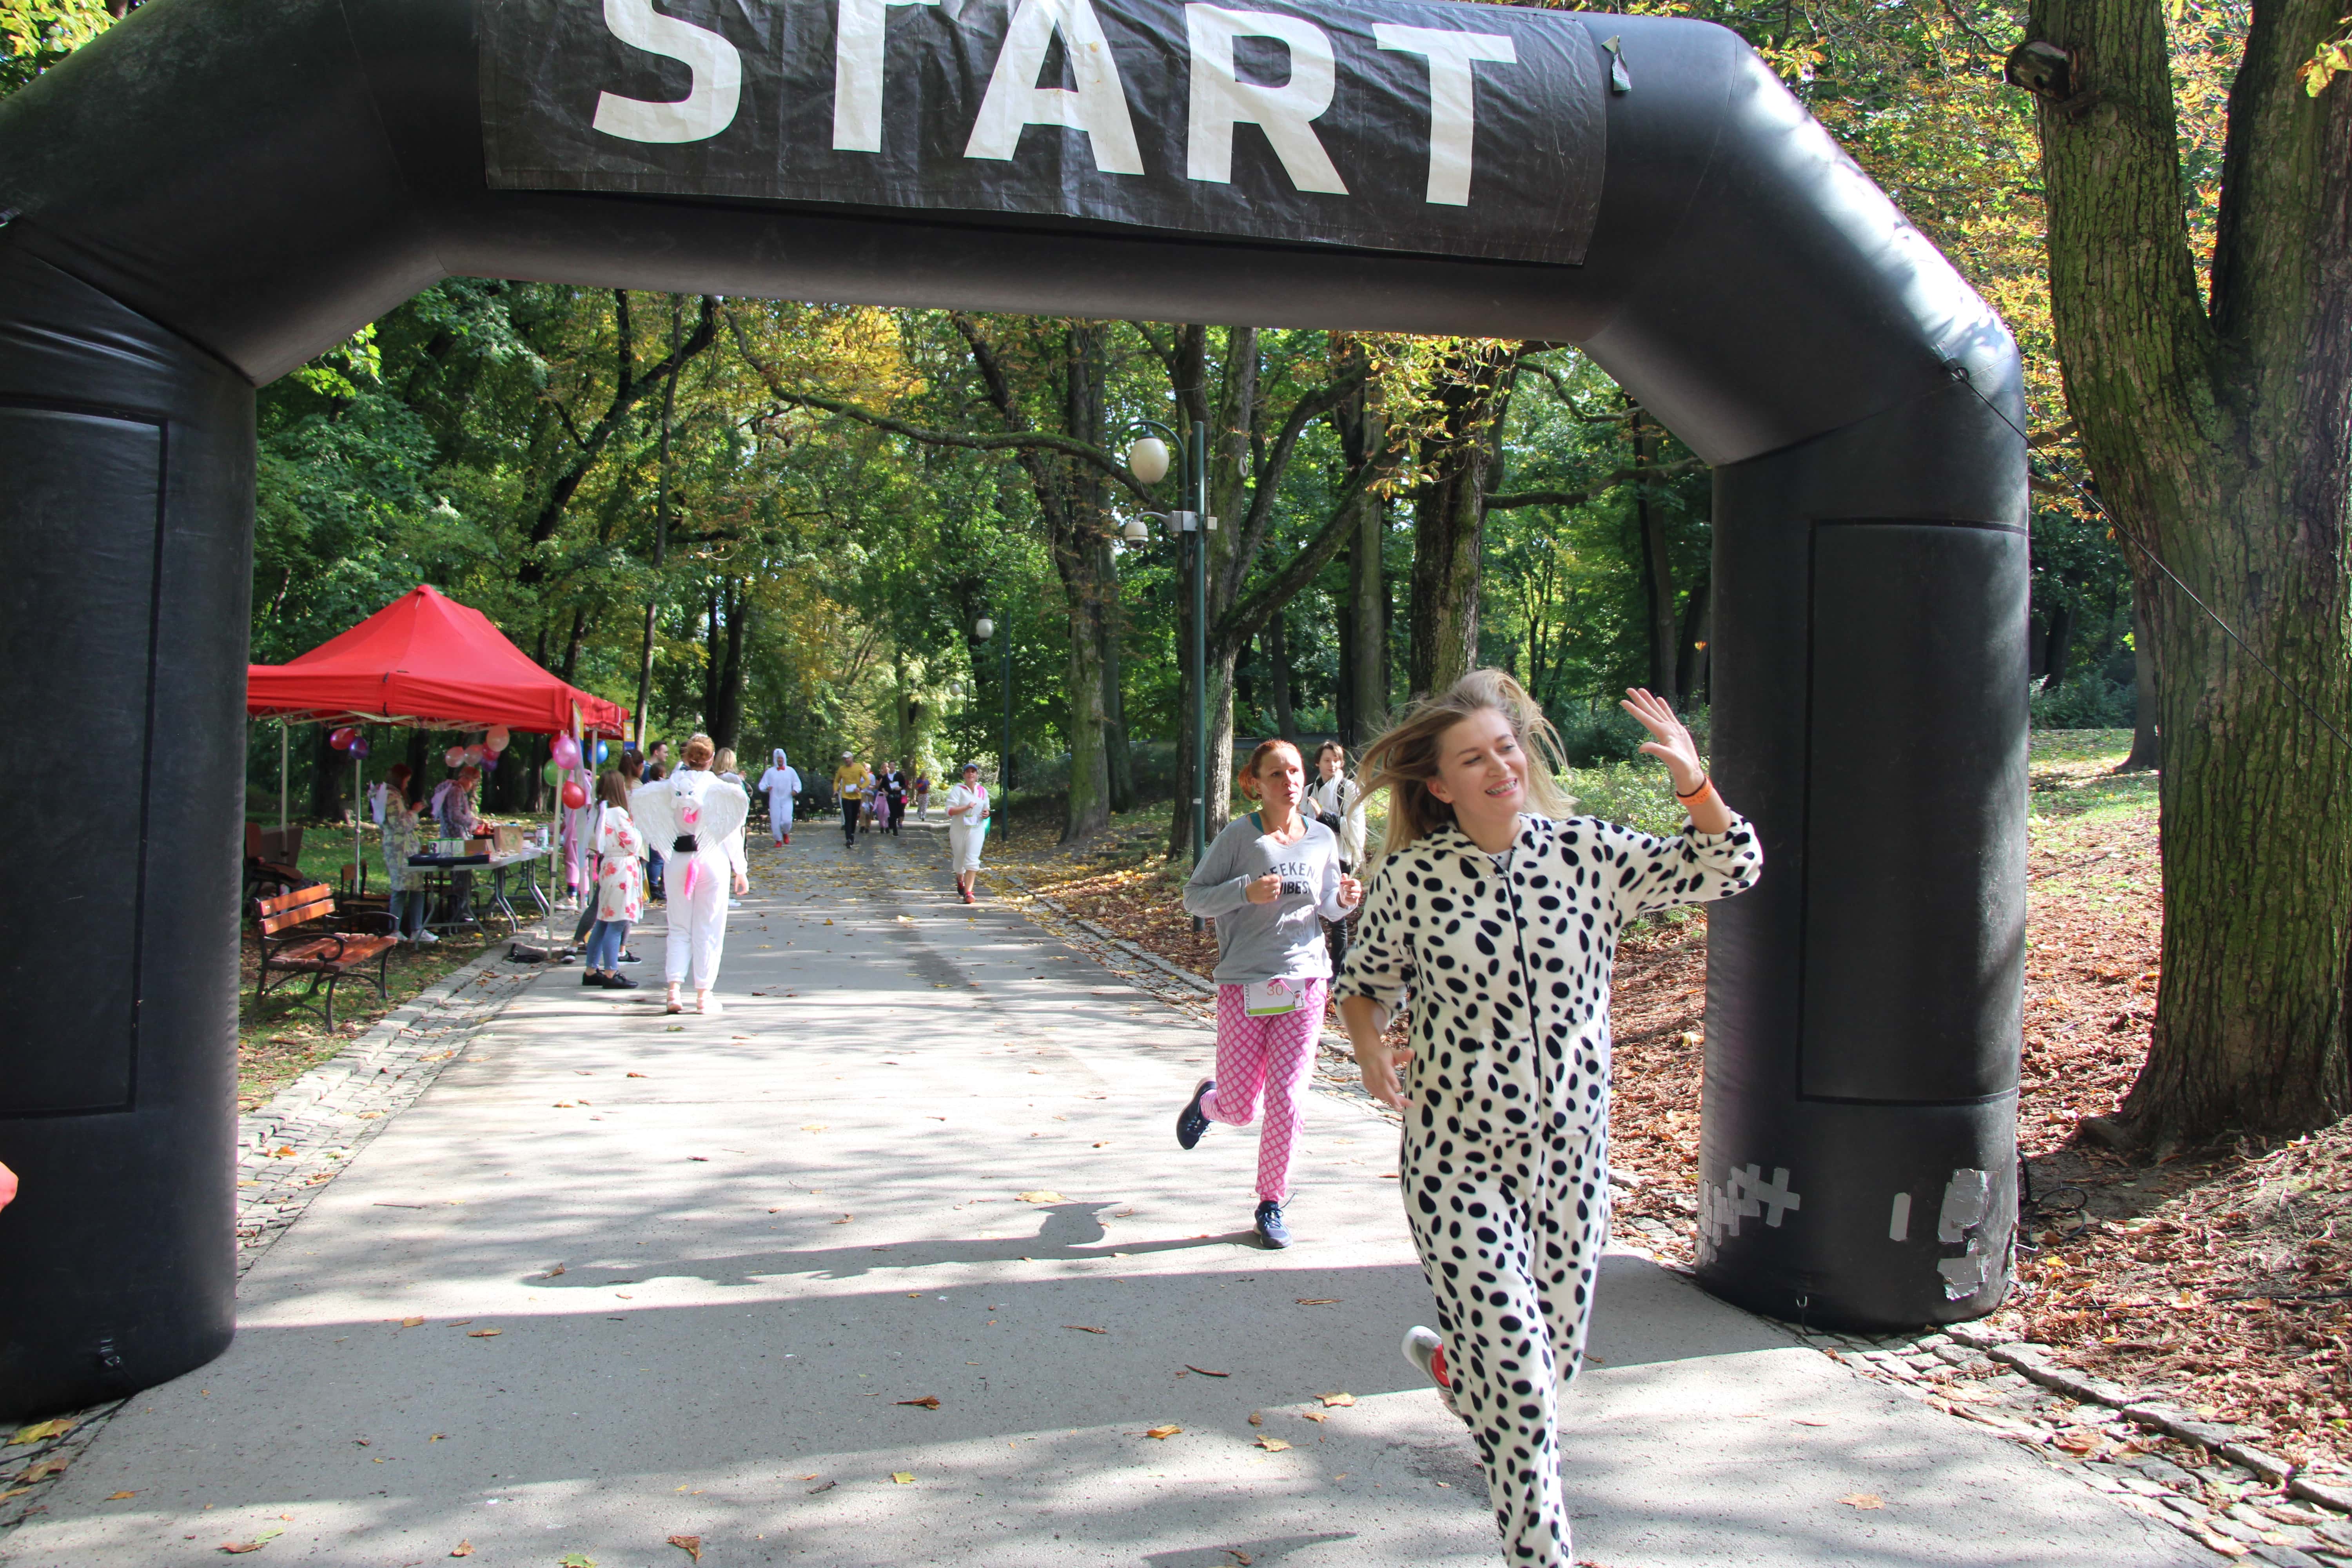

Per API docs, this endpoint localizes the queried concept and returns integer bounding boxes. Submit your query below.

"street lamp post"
[1126,418,1211,870]
[973,614,1011,795]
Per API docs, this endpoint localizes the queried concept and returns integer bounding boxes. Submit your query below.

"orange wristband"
[1675,775,1713,802]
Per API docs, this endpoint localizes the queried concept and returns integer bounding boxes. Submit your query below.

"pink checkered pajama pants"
[1202,977,1329,1202]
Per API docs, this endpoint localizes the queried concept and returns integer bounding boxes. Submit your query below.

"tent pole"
[279,720,289,836]
[351,744,362,898]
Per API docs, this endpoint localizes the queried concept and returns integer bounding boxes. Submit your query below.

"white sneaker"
[413,929,441,946]
[697,991,722,1016]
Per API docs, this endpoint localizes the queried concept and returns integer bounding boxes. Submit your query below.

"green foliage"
[0,0,116,98]
[2032,670,2138,730]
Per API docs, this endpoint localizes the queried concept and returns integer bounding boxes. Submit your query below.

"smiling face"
[1425,707,1530,839]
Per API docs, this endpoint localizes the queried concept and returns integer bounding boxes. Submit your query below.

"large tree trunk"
[2033,0,2352,1139]
[1408,347,1518,697]
[1097,534,1135,814]
[1336,569,1357,746]
[1206,644,1240,842]
[1631,408,1681,707]
[1338,392,1390,742]
[713,583,748,752]
[2119,584,2162,771]
[1265,610,1297,740]
[2042,599,2078,689]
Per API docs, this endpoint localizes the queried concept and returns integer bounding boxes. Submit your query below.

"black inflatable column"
[0,243,252,1417]
[1699,376,2030,1330]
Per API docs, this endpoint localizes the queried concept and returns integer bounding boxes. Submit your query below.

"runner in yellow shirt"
[833,752,874,846]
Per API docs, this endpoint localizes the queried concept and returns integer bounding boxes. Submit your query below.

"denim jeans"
[388,888,426,937]
[584,918,630,971]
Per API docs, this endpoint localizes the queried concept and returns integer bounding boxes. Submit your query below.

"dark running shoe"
[617,951,641,965]
[599,971,641,990]
[1254,1200,1291,1249]
[581,969,604,986]
[1176,1078,1214,1149]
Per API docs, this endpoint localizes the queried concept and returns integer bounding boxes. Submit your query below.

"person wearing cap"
[833,751,873,847]
[942,762,991,903]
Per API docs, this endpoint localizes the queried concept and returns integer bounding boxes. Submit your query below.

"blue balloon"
[594,739,610,764]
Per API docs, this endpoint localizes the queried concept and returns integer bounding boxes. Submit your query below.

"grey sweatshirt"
[1182,812,1352,985]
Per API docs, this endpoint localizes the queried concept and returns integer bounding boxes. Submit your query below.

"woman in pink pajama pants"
[1175,739,1361,1249]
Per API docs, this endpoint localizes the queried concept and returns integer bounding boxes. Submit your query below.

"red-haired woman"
[1175,739,1362,1248]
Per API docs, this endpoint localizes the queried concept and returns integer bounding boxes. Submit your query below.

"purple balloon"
[348,737,369,758]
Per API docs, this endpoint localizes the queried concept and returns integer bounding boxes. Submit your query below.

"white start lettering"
[593,0,1520,209]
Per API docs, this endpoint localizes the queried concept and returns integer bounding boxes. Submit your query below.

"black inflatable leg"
[0,246,252,1417]
[1700,379,2030,1330]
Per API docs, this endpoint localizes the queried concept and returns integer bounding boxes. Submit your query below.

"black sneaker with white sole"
[1176,1078,1214,1149]
[1254,1200,1291,1249]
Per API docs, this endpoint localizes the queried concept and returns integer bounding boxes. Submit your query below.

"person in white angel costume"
[630,732,750,1015]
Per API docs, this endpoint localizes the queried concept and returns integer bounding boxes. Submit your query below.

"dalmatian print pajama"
[1337,813,1761,1568]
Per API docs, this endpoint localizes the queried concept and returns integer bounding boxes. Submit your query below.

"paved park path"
[3,829,2205,1568]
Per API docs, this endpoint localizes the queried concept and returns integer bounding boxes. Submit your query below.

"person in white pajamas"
[629,733,750,1016]
[1337,673,1762,1568]
[942,762,990,905]
[757,747,801,844]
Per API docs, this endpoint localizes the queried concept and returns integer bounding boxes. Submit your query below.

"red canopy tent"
[246,586,628,944]
[246,584,628,735]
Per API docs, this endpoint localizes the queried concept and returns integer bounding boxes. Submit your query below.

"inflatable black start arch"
[0,0,2027,1417]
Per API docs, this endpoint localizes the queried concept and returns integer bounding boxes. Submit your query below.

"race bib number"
[1243,978,1302,1017]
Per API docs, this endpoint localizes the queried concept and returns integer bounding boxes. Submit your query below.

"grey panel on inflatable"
[0,0,2025,1416]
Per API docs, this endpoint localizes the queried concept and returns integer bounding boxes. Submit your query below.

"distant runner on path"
[942,762,990,904]
[758,748,801,845]
[1174,738,1361,1251]
[834,752,872,847]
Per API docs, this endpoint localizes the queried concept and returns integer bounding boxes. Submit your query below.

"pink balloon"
[444,746,465,768]
[486,726,511,752]
[551,735,581,770]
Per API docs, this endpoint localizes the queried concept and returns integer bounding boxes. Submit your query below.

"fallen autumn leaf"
[218,1523,283,1554]
[666,1535,703,1562]
[1838,1494,1885,1510]
[1256,1435,1292,1452]
[896,1396,942,1409]
[1318,1392,1356,1407]
[1144,1425,1182,1440]
[447,1544,472,1559]
[1185,1366,1229,1377]
[105,1490,136,1500]
[466,1329,501,1338]
[1296,1298,1340,1307]
[891,1472,915,1484]
[1065,1325,1108,1334]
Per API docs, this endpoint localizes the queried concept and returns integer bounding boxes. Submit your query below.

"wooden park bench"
[249,884,398,1031]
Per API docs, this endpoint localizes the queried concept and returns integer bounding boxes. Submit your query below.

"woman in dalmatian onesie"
[1336,672,1761,1568]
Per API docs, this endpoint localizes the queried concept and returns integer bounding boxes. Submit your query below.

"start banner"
[479,0,1608,265]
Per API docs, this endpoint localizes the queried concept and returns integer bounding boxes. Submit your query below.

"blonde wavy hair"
[1357,668,1577,859]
